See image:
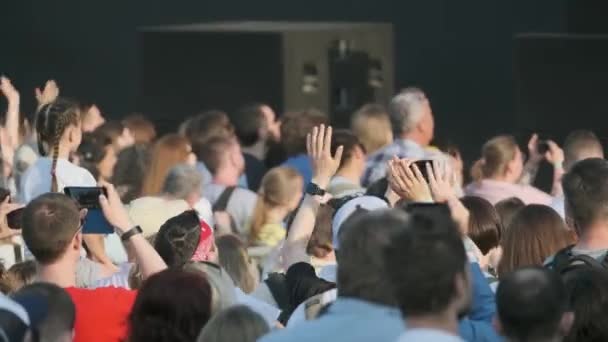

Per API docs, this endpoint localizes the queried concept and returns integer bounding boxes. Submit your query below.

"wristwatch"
[120,225,143,242]
[306,182,326,197]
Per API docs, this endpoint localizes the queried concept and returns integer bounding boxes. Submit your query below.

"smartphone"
[537,140,550,155]
[64,187,114,234]
[411,160,433,183]
[6,208,24,230]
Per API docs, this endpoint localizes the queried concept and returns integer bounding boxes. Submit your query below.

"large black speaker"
[138,21,394,132]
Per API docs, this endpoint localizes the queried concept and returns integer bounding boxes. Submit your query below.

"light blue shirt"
[262,262,502,342]
[363,139,442,186]
[260,297,404,342]
[196,161,248,188]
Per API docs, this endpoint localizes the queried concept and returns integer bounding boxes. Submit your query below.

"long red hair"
[141,134,192,196]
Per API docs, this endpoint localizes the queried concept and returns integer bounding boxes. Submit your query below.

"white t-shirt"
[21,157,96,203]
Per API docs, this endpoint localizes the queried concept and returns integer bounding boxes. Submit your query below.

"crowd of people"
[0,74,606,342]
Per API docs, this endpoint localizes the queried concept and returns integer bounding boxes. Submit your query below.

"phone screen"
[411,160,433,183]
[64,187,107,209]
[64,187,113,234]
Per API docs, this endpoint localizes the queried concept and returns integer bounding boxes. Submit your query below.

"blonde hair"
[249,167,302,244]
[351,104,393,154]
[473,135,519,181]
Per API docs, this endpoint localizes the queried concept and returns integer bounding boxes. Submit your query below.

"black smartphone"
[6,208,24,230]
[537,140,550,155]
[64,187,107,209]
[64,187,113,234]
[411,160,433,183]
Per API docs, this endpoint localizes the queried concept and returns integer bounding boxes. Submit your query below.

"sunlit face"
[287,178,304,210]
[68,123,83,153]
[231,141,245,173]
[261,105,281,142]
[82,105,105,133]
[116,128,135,151]
[98,145,117,181]
[509,147,524,180]
[418,101,435,146]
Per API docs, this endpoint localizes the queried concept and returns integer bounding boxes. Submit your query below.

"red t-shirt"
[65,286,137,342]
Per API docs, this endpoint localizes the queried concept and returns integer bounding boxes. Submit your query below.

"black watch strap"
[121,225,143,242]
[306,182,326,196]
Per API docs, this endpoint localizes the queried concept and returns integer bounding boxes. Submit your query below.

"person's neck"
[265,206,290,225]
[399,133,427,147]
[213,168,240,187]
[38,258,77,288]
[488,174,517,184]
[242,141,266,160]
[335,167,362,186]
[576,222,608,250]
[55,142,72,160]
[405,311,459,336]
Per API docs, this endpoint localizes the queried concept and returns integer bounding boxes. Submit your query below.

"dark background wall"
[0,0,569,163]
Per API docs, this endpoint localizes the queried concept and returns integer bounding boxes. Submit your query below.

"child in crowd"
[249,167,303,247]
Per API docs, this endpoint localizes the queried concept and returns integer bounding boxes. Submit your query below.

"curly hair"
[128,269,213,342]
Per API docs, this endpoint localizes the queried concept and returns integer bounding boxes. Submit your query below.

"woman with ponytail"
[21,98,93,201]
[249,167,303,247]
[21,99,118,281]
[465,135,562,205]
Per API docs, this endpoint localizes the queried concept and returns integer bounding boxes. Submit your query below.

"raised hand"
[527,133,543,162]
[0,76,20,104]
[427,159,454,203]
[387,157,432,202]
[98,181,133,234]
[544,140,564,168]
[307,124,343,189]
[35,80,60,107]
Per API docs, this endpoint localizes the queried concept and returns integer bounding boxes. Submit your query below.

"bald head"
[564,130,604,171]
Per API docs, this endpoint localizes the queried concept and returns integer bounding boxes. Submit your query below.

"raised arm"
[0,76,20,151]
[282,125,342,269]
[35,80,59,110]
[99,182,167,279]
[545,140,565,197]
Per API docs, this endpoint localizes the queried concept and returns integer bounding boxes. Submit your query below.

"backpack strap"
[213,186,237,212]
[265,273,290,312]
[212,186,239,234]
[549,244,575,273]
[559,254,608,274]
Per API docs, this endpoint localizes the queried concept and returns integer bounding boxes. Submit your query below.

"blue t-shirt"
[282,154,312,191]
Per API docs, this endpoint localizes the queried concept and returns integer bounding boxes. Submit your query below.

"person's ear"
[492,315,504,336]
[73,231,82,251]
[559,312,575,337]
[354,146,365,160]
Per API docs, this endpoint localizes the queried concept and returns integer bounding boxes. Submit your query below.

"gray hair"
[162,164,203,199]
[388,87,428,135]
[197,305,269,342]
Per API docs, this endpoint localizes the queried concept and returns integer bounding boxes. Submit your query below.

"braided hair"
[35,98,81,192]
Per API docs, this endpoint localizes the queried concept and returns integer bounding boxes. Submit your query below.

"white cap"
[332,196,389,250]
